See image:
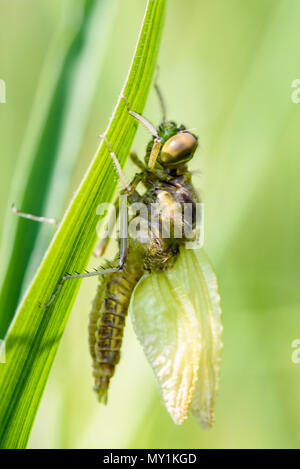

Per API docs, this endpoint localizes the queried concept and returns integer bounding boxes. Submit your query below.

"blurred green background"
[1,0,300,449]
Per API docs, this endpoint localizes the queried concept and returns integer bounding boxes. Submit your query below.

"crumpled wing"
[130,248,223,427]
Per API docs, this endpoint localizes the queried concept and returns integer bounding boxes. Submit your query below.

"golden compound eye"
[160,132,198,166]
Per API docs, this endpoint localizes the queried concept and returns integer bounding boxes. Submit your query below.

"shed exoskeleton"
[12,85,222,427]
[89,108,201,402]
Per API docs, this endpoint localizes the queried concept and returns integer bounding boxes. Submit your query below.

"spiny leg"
[93,136,146,257]
[121,94,162,169]
[42,135,134,307]
[93,171,145,258]
[41,169,129,308]
[100,135,147,194]
[93,197,120,257]
[11,204,58,226]
[99,134,129,192]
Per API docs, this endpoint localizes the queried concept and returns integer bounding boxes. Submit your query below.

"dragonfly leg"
[94,144,145,258]
[94,166,148,258]
[99,134,129,192]
[121,94,162,169]
[93,197,120,257]
[129,149,146,171]
[11,204,58,226]
[41,195,129,308]
[126,172,147,196]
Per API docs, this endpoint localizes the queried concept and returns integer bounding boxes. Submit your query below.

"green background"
[1,0,300,449]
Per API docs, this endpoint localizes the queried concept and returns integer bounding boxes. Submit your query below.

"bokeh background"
[1,0,300,449]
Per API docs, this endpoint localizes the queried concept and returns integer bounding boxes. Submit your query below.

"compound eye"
[160,132,198,166]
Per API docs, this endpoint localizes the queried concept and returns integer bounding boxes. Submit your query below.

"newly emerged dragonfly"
[14,85,223,427]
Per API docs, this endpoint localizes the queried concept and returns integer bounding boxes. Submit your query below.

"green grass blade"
[0,0,166,449]
[0,0,117,338]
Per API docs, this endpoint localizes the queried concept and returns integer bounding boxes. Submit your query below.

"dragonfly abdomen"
[89,257,143,403]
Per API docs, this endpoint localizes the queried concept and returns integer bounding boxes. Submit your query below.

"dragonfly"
[13,84,223,427]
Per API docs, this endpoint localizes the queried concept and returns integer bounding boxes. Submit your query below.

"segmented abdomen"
[89,257,143,403]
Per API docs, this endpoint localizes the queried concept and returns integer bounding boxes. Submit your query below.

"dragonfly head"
[157,121,198,168]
